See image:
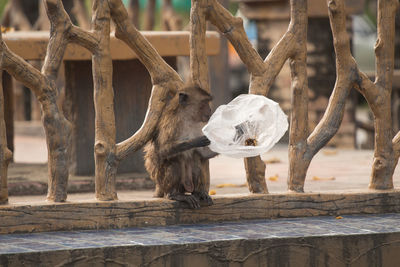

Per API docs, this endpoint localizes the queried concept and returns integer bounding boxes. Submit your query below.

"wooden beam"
[2,31,220,61]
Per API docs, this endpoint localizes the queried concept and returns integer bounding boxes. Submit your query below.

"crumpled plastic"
[202,94,288,158]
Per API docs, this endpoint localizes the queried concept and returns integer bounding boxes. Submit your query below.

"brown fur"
[144,84,215,208]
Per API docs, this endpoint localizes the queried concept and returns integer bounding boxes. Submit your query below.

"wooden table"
[2,31,220,175]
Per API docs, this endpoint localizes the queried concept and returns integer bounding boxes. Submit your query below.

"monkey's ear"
[179,92,189,105]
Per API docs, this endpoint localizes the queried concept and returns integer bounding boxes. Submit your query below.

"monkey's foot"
[193,191,213,206]
[168,194,201,209]
[153,186,164,198]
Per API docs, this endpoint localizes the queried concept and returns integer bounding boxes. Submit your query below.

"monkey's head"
[177,85,212,122]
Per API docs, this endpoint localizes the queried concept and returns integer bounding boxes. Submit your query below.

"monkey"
[144,84,218,209]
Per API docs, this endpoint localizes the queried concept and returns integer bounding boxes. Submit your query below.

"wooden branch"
[190,0,210,92]
[1,43,47,97]
[116,83,182,160]
[42,0,72,83]
[109,0,182,84]
[287,0,309,192]
[144,0,156,30]
[306,0,356,156]
[43,0,99,80]
[0,0,76,202]
[366,0,398,189]
[1,35,72,203]
[68,25,99,53]
[189,0,213,197]
[0,72,12,204]
[92,0,117,201]
[207,0,265,76]
[244,157,267,193]
[205,0,300,193]
[109,0,184,161]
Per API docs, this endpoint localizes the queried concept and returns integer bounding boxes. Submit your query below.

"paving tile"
[12,241,69,252]
[1,213,400,255]
[0,245,34,254]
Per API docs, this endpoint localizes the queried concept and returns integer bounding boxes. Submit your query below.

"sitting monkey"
[144,84,217,208]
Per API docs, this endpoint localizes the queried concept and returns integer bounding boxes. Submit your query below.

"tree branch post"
[368,0,398,189]
[287,0,309,192]
[0,71,12,204]
[92,0,117,200]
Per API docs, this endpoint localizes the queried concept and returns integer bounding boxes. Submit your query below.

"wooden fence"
[0,0,399,204]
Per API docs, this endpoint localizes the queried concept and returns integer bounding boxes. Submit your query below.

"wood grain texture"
[209,0,398,193]
[0,73,12,204]
[1,191,400,234]
[0,0,73,202]
[367,0,398,189]
[109,0,185,163]
[2,31,220,61]
[92,0,117,201]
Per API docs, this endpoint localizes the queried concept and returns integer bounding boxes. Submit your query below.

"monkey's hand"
[193,191,213,206]
[192,135,211,148]
[168,193,201,209]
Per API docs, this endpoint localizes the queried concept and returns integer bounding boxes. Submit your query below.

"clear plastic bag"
[202,94,288,158]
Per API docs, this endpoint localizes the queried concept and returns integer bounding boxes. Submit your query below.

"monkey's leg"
[163,161,199,209]
[181,160,194,193]
[153,184,164,198]
[168,193,201,209]
[192,154,213,206]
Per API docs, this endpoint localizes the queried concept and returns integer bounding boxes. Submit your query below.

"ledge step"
[1,213,400,266]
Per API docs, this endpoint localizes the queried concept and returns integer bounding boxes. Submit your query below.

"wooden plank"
[1,190,400,234]
[2,31,220,61]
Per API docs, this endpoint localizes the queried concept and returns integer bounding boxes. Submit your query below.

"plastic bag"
[202,94,288,158]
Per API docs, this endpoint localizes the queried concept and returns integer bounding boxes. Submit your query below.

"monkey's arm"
[160,136,210,160]
[197,147,218,160]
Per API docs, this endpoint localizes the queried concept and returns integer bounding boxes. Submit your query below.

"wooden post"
[208,0,231,110]
[368,0,398,189]
[91,0,118,200]
[2,72,14,156]
[0,72,12,204]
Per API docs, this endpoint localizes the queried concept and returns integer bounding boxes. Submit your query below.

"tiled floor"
[1,213,400,255]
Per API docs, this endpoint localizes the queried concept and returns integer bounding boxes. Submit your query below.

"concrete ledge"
[3,31,220,60]
[1,229,400,266]
[1,190,400,234]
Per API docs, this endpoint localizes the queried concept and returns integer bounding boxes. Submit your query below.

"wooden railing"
[0,0,399,205]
